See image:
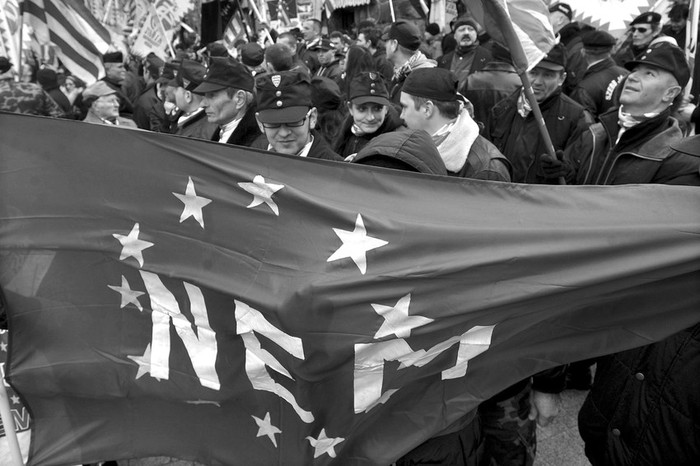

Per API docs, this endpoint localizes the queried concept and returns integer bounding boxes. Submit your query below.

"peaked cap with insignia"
[193,57,254,94]
[630,11,661,26]
[348,71,390,106]
[255,71,313,124]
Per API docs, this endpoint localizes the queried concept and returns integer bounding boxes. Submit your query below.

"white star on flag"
[327,214,388,274]
[306,428,344,458]
[128,343,162,381]
[0,341,6,352]
[373,293,433,339]
[113,223,154,267]
[173,176,212,228]
[252,412,282,447]
[108,275,145,311]
[10,395,20,405]
[238,175,285,216]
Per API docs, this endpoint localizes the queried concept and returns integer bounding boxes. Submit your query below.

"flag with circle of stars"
[1,114,700,466]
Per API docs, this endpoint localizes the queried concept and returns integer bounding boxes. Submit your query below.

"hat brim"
[256,106,310,124]
[534,60,565,71]
[624,60,674,78]
[192,81,229,94]
[351,95,391,107]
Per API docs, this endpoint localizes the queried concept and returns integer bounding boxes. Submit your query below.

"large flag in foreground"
[1,114,700,465]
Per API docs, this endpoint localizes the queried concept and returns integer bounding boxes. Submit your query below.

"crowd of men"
[1,1,699,465]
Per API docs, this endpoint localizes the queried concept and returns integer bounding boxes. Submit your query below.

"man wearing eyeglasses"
[613,12,663,67]
[253,71,343,161]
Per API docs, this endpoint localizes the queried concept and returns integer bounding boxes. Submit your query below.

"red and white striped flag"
[22,0,113,84]
[468,0,555,71]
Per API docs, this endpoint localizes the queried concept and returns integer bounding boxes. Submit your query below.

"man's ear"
[558,71,567,87]
[663,85,682,104]
[308,107,318,128]
[424,100,435,118]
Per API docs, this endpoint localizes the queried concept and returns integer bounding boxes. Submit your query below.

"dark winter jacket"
[214,105,263,148]
[569,108,695,185]
[578,323,700,466]
[570,57,628,117]
[175,109,218,140]
[463,61,522,127]
[486,89,591,184]
[333,105,404,158]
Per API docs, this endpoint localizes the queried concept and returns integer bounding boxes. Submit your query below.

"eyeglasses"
[261,109,312,129]
[631,27,649,33]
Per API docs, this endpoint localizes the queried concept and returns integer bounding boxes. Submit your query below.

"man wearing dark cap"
[571,44,700,466]
[400,67,510,180]
[567,42,692,185]
[310,39,343,81]
[548,2,573,34]
[436,17,492,91]
[240,43,265,76]
[172,59,218,140]
[100,51,134,117]
[356,27,394,83]
[486,43,591,184]
[613,11,663,67]
[570,30,629,117]
[0,57,65,118]
[333,71,403,158]
[382,20,437,106]
[463,42,522,127]
[253,71,342,160]
[194,56,262,147]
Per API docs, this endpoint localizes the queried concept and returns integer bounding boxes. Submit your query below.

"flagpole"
[485,0,564,184]
[17,0,25,82]
[247,0,274,45]
[389,0,396,22]
[146,1,176,58]
[102,0,114,23]
[0,380,24,466]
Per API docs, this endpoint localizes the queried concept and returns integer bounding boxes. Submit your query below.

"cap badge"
[182,78,191,88]
[272,75,281,87]
[369,72,377,80]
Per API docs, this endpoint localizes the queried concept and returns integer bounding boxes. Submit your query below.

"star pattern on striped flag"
[327,214,388,274]
[113,223,153,267]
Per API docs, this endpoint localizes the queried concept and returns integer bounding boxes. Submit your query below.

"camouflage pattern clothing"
[0,79,65,117]
[478,382,536,466]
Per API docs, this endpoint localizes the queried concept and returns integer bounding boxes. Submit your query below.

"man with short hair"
[486,44,591,184]
[436,17,492,91]
[400,67,511,181]
[81,81,137,127]
[264,43,295,73]
[132,53,166,130]
[329,31,346,56]
[310,39,343,81]
[357,27,394,82]
[276,33,312,76]
[570,30,629,118]
[172,59,218,140]
[194,56,262,147]
[382,20,437,106]
[253,71,343,160]
[300,19,322,74]
[613,12,663,67]
[662,3,689,48]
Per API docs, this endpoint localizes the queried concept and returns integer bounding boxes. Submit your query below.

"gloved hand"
[541,150,574,181]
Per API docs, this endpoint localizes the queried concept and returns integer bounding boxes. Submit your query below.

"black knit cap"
[381,20,421,51]
[402,68,459,102]
[581,30,617,51]
[102,51,124,63]
[241,43,264,67]
[624,42,690,87]
[255,71,313,124]
[348,71,390,106]
[193,56,254,94]
[548,3,573,21]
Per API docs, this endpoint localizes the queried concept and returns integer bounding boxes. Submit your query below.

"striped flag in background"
[22,0,112,84]
[0,0,22,74]
[468,0,555,72]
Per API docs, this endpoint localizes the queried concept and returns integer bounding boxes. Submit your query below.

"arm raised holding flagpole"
[479,0,565,184]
